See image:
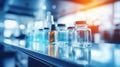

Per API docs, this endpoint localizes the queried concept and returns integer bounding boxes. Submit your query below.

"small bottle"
[26,30,34,49]
[68,26,75,46]
[48,16,58,57]
[43,27,50,54]
[75,21,92,47]
[43,12,51,54]
[26,23,34,49]
[57,24,68,43]
[67,26,75,58]
[72,21,92,66]
[32,20,44,52]
[32,29,44,52]
[57,24,69,58]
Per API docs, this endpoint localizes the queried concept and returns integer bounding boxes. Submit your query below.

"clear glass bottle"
[57,24,68,43]
[32,29,44,52]
[68,26,75,46]
[26,23,34,50]
[57,24,69,59]
[67,26,75,59]
[32,20,44,52]
[43,12,51,54]
[72,21,92,66]
[43,27,50,54]
[26,30,34,50]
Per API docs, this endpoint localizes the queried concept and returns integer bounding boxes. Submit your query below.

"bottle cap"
[44,27,49,30]
[51,24,56,30]
[75,21,86,24]
[68,26,74,29]
[57,24,65,27]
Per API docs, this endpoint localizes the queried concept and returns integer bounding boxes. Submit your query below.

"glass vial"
[68,26,75,46]
[72,21,92,66]
[48,16,58,57]
[32,29,44,52]
[57,24,69,59]
[67,26,75,59]
[43,12,51,54]
[43,27,50,54]
[32,20,44,52]
[26,23,34,50]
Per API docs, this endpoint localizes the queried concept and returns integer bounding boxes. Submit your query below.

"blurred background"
[0,0,120,67]
[0,0,119,43]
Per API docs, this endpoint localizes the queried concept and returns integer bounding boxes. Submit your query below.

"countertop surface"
[2,38,120,67]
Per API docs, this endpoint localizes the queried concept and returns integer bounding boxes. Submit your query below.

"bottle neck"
[57,26,66,31]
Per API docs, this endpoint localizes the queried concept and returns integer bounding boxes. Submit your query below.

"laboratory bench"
[1,39,120,67]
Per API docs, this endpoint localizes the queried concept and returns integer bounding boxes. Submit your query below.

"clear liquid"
[58,31,68,42]
[44,29,50,46]
[68,29,75,46]
[57,31,69,58]
[43,29,50,54]
[26,33,33,49]
[31,30,44,52]
[57,42,69,59]
[71,43,91,66]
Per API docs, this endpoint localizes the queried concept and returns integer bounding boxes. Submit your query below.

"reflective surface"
[3,38,120,67]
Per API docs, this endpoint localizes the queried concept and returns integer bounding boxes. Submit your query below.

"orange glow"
[71,0,92,5]
[80,0,115,11]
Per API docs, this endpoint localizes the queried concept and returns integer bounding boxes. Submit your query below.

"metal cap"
[57,24,65,27]
[68,26,74,29]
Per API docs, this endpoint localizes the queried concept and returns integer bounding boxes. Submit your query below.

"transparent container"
[33,20,45,52]
[57,24,68,43]
[26,30,34,49]
[32,29,44,52]
[48,15,58,57]
[67,26,75,59]
[72,21,92,66]
[48,24,58,57]
[26,23,34,50]
[43,27,50,54]
[68,26,75,46]
[57,24,69,59]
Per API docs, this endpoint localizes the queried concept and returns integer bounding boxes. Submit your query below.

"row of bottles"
[26,12,92,66]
